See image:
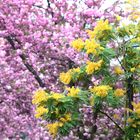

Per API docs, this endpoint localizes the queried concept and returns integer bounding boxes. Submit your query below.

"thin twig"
[99,110,125,134]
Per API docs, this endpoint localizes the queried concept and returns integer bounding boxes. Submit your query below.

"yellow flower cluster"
[115,15,122,21]
[32,89,66,119]
[113,114,120,120]
[50,92,65,100]
[70,67,81,73]
[131,37,140,43]
[87,19,112,39]
[59,67,81,85]
[35,106,48,118]
[127,117,138,128]
[59,72,72,85]
[127,117,133,123]
[84,39,104,55]
[130,67,136,72]
[67,86,80,97]
[71,38,84,51]
[71,38,104,55]
[32,89,48,105]
[114,88,126,97]
[127,117,140,128]
[86,60,103,75]
[94,19,112,32]
[59,113,71,122]
[114,66,124,75]
[126,102,140,128]
[132,102,140,116]
[90,85,112,97]
[32,89,65,105]
[47,122,63,137]
[70,20,111,55]
[47,113,71,137]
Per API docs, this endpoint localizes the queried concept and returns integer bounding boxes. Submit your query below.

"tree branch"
[5,36,46,88]
[99,110,125,134]
[126,76,134,113]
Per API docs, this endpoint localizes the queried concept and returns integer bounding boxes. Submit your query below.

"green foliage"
[107,91,123,108]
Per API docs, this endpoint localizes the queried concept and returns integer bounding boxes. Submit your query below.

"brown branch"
[126,76,134,112]
[99,110,125,134]
[90,110,98,140]
[46,0,54,17]
[47,0,51,8]
[5,36,46,88]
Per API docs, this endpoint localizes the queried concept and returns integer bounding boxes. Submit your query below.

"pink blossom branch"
[5,36,46,88]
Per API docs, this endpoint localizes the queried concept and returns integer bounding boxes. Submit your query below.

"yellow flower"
[113,114,120,119]
[114,66,124,75]
[67,86,80,97]
[127,118,133,123]
[60,113,71,122]
[130,67,136,72]
[84,39,101,55]
[87,19,112,39]
[96,19,112,31]
[132,102,140,110]
[86,60,103,75]
[132,124,137,128]
[131,102,140,116]
[65,113,71,121]
[90,85,112,97]
[86,30,96,39]
[135,109,140,115]
[100,47,105,51]
[94,20,112,35]
[59,72,72,84]
[35,106,48,118]
[71,38,84,51]
[50,92,65,100]
[131,37,140,43]
[114,88,126,97]
[46,122,63,137]
[72,67,81,73]
[116,15,122,21]
[32,89,48,105]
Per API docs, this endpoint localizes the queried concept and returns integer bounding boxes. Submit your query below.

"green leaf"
[106,91,123,107]
[103,48,116,58]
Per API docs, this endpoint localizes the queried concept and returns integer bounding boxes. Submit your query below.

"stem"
[99,110,125,134]
[126,76,134,140]
[90,110,98,140]
[126,76,134,112]
[124,97,128,128]
[116,56,126,72]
